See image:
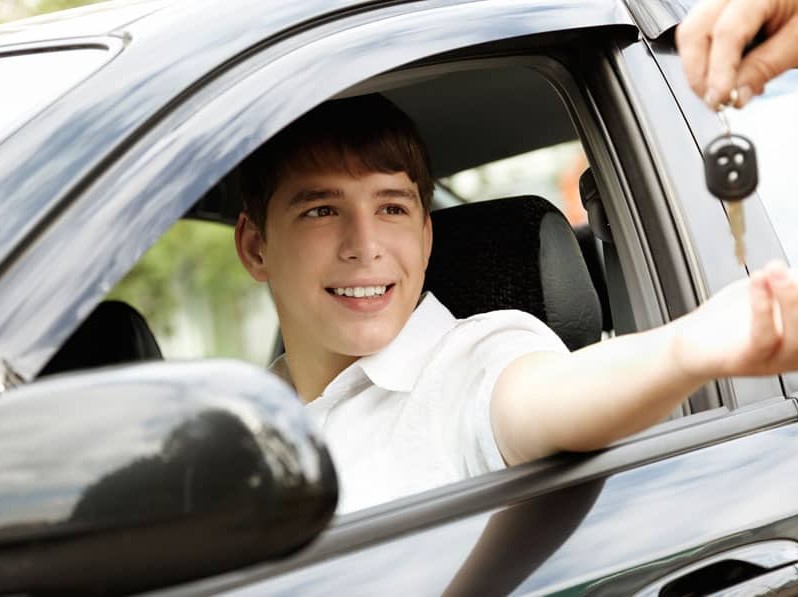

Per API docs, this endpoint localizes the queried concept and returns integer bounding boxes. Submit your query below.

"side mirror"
[0,360,337,594]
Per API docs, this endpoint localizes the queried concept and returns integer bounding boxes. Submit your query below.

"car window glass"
[0,48,110,142]
[726,69,798,265]
[439,140,588,225]
[107,220,279,365]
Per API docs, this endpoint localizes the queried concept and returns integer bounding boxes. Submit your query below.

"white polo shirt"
[270,293,568,513]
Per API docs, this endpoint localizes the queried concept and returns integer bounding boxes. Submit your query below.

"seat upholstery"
[40,300,163,377]
[423,195,602,351]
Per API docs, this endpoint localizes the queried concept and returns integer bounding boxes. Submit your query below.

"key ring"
[717,88,739,137]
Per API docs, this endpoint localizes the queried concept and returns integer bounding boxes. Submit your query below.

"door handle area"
[634,540,798,597]
[707,564,798,596]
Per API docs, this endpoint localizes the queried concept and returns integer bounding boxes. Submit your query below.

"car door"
[87,2,798,597]
[206,17,798,597]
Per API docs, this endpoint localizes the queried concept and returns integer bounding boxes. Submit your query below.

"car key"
[704,90,758,265]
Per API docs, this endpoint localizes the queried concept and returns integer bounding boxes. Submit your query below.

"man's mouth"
[325,284,395,298]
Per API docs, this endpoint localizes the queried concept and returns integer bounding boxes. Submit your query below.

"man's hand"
[674,261,798,379]
[676,0,798,108]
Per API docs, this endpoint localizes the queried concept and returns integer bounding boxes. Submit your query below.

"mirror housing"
[0,360,337,594]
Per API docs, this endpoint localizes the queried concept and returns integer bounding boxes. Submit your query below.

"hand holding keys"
[703,89,758,265]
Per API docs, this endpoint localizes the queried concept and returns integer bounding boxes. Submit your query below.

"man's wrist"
[663,316,715,387]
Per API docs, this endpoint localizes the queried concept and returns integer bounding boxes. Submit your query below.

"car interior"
[39,62,635,379]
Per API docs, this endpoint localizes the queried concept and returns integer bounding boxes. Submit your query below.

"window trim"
[611,39,786,409]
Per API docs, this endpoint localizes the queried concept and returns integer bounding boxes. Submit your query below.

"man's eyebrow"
[288,188,344,207]
[375,188,419,200]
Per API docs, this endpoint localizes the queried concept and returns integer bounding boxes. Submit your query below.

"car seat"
[39,300,163,376]
[423,195,603,351]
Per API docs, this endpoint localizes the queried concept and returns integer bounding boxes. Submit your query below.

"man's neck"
[283,341,358,403]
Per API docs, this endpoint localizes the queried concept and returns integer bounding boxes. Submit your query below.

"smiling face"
[237,168,432,364]
[235,95,435,394]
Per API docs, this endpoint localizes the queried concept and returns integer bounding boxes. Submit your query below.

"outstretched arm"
[491,262,797,466]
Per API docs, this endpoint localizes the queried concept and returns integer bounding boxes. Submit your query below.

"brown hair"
[240,94,434,232]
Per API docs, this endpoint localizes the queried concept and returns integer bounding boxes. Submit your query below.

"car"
[2,0,798,594]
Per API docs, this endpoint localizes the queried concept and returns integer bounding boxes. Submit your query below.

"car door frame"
[641,32,796,404]
[0,0,636,381]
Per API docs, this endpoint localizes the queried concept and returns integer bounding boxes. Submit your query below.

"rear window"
[0,47,111,142]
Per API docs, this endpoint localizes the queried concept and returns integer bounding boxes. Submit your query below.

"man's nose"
[339,212,383,263]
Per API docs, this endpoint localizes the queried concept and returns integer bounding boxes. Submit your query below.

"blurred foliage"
[0,0,104,22]
[108,220,261,342]
[33,0,103,14]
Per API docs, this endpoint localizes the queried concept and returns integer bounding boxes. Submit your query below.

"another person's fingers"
[705,0,771,108]
[735,18,798,105]
[676,0,729,98]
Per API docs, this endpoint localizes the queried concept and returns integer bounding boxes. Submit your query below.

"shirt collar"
[269,292,457,395]
[357,292,456,392]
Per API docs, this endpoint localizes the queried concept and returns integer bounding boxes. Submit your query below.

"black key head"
[704,133,758,201]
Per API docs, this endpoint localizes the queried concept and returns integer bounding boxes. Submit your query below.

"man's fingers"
[676,0,730,98]
[705,0,771,107]
[767,265,798,358]
[749,271,779,355]
[736,19,798,101]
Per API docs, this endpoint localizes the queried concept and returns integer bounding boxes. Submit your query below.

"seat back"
[423,195,602,351]
[40,300,163,377]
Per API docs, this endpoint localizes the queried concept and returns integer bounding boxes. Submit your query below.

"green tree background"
[106,221,267,359]
[32,0,101,13]
[0,0,103,22]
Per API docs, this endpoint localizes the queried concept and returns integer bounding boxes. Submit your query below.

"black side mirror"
[0,360,337,594]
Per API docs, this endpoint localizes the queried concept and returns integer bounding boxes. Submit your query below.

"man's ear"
[235,213,270,282]
[423,211,433,269]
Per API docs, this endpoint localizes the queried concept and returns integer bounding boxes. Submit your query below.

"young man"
[236,94,798,513]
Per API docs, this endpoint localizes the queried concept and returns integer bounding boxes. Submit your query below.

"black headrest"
[40,300,163,377]
[423,196,602,351]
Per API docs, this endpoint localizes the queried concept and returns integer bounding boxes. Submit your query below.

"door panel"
[156,414,798,595]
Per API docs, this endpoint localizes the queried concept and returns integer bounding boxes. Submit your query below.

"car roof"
[0,0,389,46]
[0,0,687,46]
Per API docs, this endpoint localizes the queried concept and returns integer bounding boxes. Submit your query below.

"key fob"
[704,134,758,201]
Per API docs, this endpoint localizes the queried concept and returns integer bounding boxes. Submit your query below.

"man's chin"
[337,331,397,358]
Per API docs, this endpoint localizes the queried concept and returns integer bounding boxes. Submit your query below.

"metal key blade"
[726,200,746,265]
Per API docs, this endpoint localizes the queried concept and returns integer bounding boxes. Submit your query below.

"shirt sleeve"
[454,310,569,477]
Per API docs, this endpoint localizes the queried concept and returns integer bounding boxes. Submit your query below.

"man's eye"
[381,205,407,215]
[305,206,335,218]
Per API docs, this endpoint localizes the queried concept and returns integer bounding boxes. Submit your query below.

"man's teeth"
[333,286,388,297]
